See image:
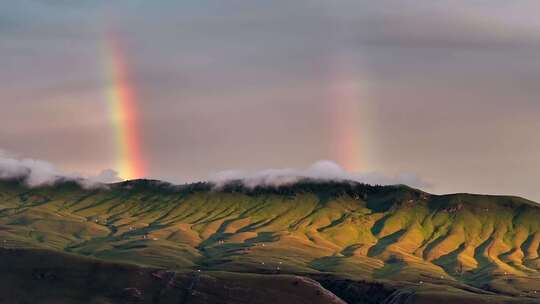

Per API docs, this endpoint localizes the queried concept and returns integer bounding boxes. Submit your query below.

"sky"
[2,1,540,200]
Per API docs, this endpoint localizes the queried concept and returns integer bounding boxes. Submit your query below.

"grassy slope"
[0,179,539,302]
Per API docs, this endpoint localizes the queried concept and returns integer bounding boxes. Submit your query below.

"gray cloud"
[2,1,540,201]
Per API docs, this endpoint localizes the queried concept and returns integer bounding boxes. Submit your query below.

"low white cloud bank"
[0,150,120,188]
[0,152,429,190]
[209,160,430,189]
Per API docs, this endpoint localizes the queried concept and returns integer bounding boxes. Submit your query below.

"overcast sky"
[2,1,540,200]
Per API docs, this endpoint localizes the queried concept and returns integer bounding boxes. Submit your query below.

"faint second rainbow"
[103,33,146,180]
[326,54,372,173]
[329,80,363,172]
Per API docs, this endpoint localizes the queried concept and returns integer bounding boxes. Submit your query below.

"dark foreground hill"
[0,178,539,303]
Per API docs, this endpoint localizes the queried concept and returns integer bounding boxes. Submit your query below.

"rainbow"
[103,34,146,180]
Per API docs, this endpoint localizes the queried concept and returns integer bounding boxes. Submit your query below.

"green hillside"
[0,178,539,303]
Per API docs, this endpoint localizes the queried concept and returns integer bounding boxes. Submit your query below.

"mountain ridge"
[0,177,539,303]
[4,174,538,206]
